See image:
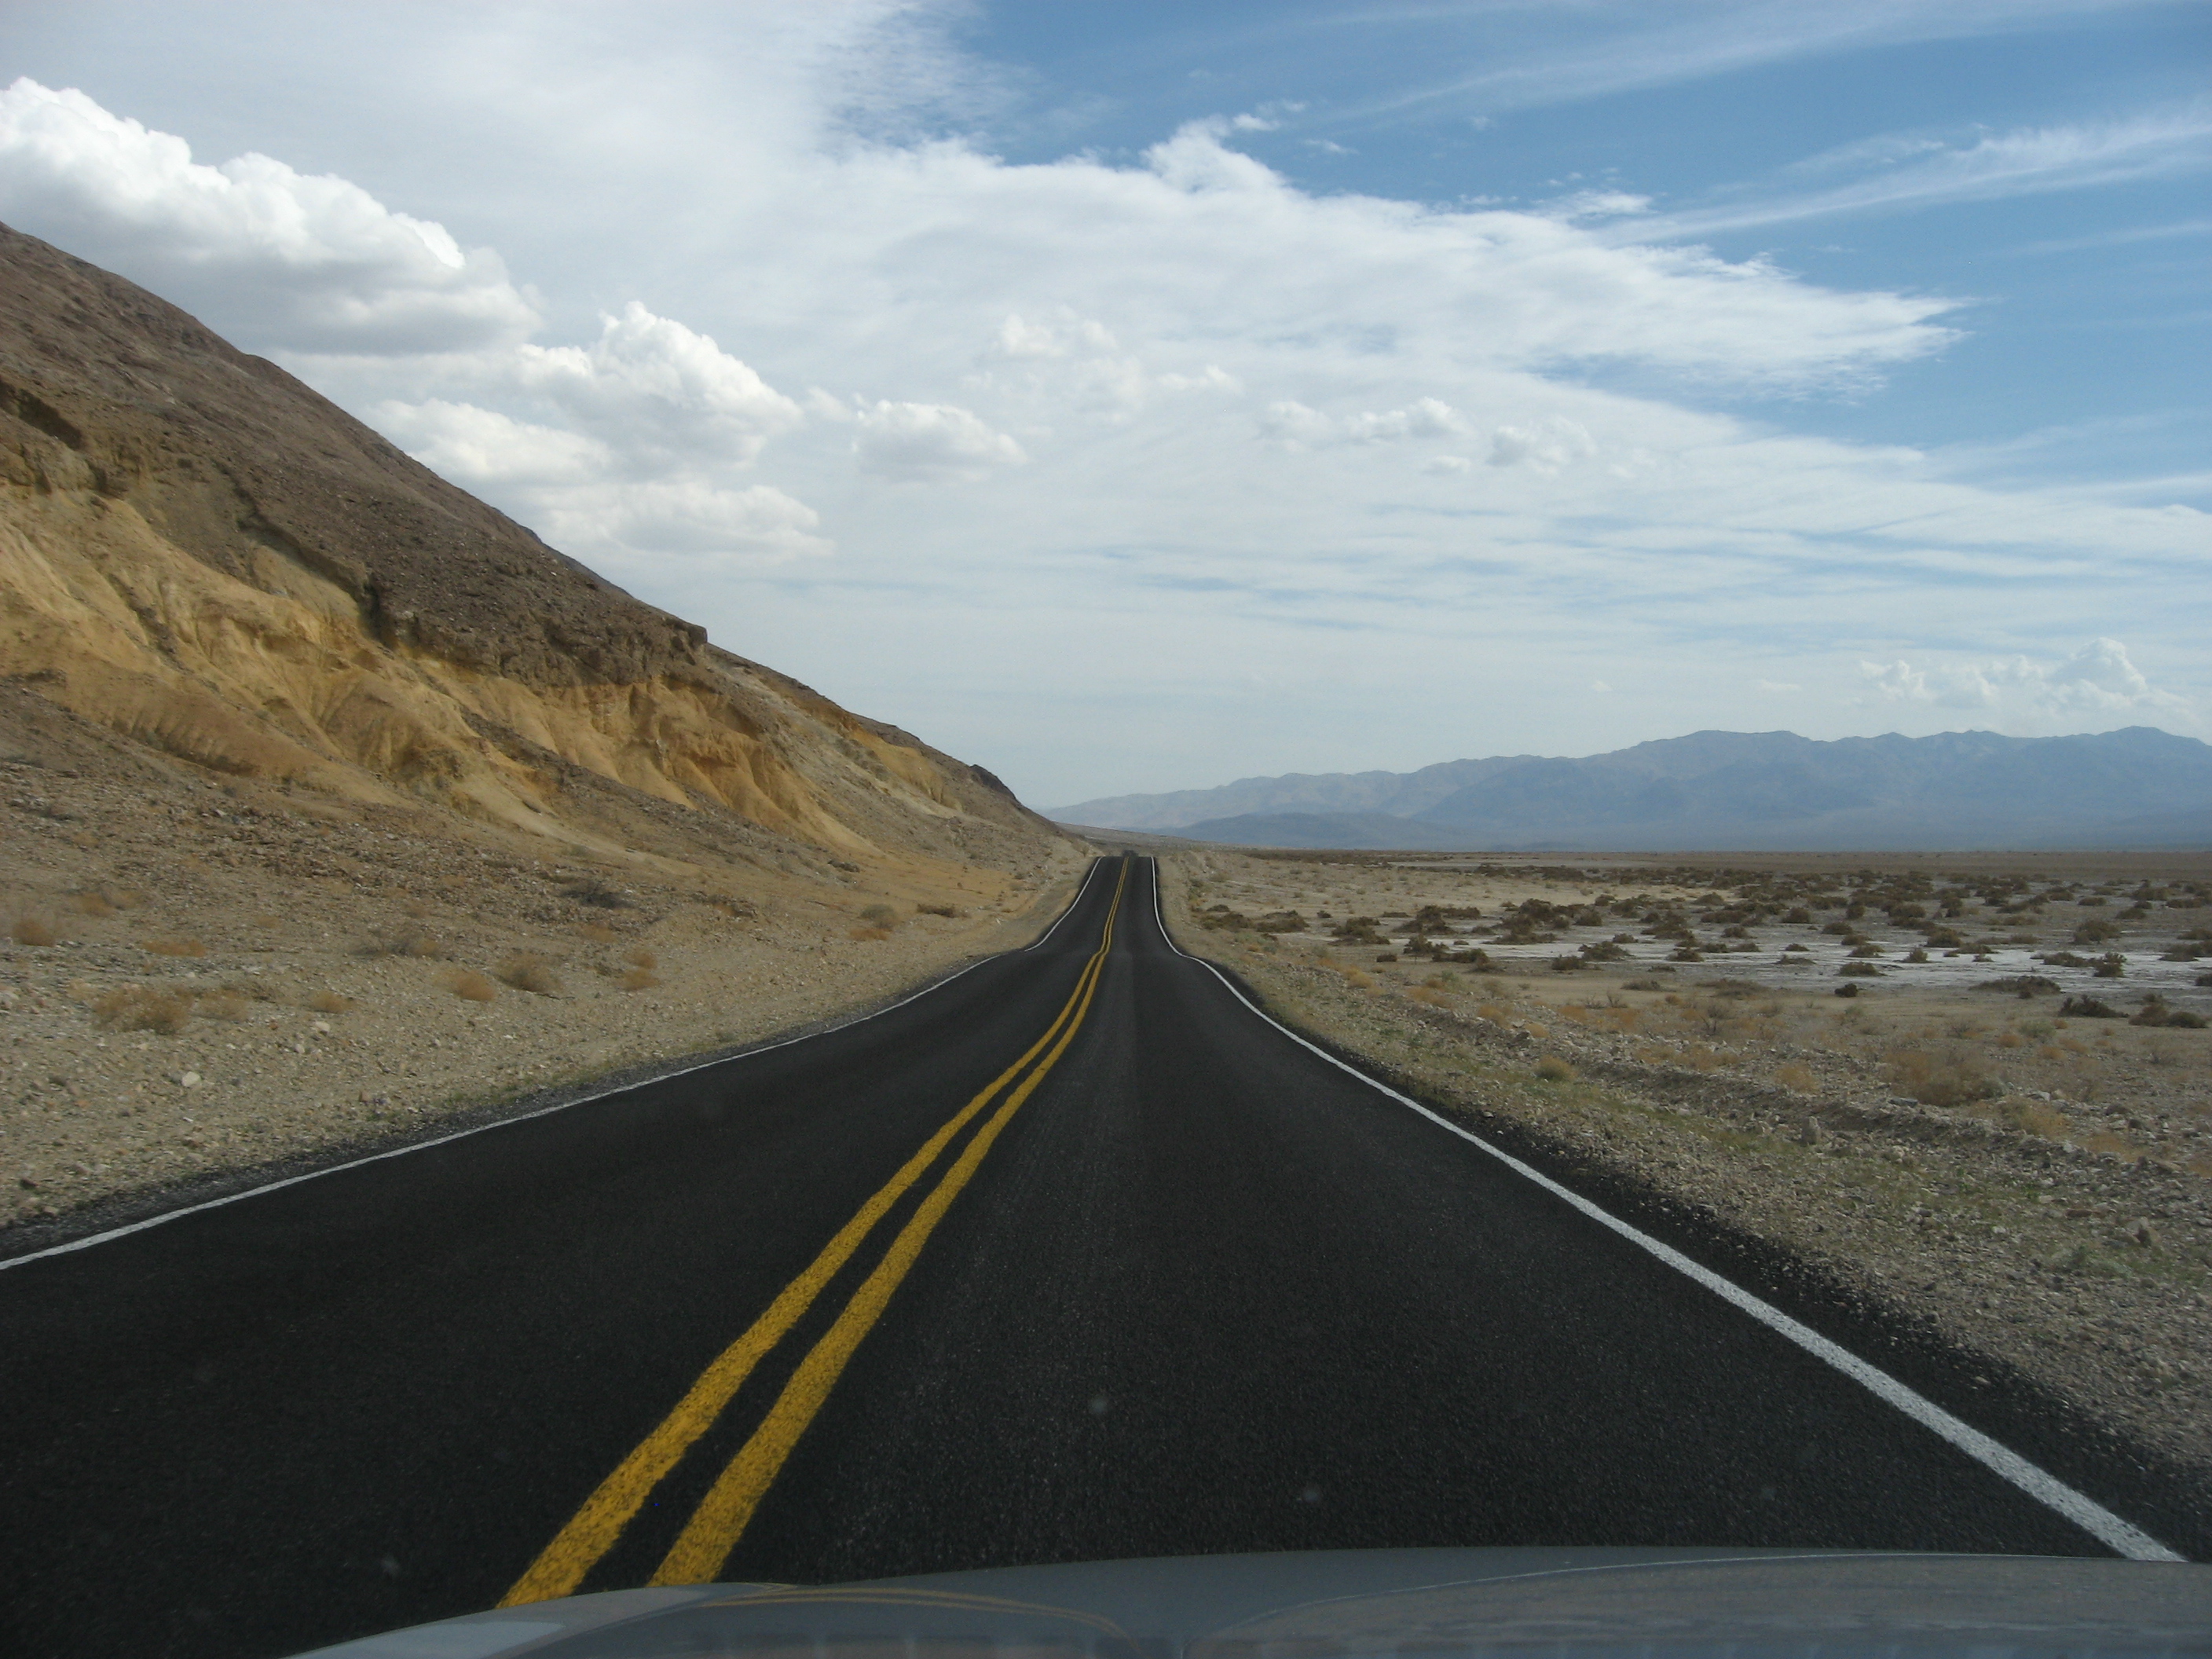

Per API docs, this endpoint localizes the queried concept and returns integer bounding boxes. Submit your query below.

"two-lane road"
[1,858,2199,1658]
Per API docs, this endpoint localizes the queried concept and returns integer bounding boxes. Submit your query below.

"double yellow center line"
[503,859,1130,1603]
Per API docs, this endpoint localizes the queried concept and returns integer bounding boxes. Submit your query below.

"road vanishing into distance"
[2,857,2203,1657]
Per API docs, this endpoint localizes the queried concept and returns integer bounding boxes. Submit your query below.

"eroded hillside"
[0,222,1060,878]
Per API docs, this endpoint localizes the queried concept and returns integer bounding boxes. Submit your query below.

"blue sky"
[1,2,2205,806]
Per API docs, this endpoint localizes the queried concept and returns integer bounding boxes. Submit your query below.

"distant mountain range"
[1049,728,2212,851]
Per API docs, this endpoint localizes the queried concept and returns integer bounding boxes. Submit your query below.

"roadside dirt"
[0,686,1086,1242]
[1155,847,2212,1487]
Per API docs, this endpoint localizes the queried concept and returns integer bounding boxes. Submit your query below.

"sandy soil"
[0,723,1086,1241]
[1157,847,2212,1482]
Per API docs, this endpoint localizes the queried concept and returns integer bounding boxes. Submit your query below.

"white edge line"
[1024,858,1107,951]
[1141,860,2184,1564]
[0,869,1111,1275]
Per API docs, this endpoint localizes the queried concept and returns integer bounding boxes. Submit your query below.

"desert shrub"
[850,925,892,942]
[2072,920,2119,943]
[1979,975,2059,996]
[579,922,619,944]
[196,991,251,1022]
[10,914,58,947]
[2091,953,2126,979]
[142,936,207,958]
[1408,986,1454,1008]
[1903,947,1929,963]
[1547,955,1587,972]
[93,986,193,1035]
[309,991,357,1015]
[1997,1099,2070,1138]
[1837,961,1881,978]
[858,903,899,928]
[617,969,661,992]
[2130,998,2207,1029]
[1848,943,1884,958]
[1533,1055,1577,1083]
[379,929,445,959]
[1774,1062,1818,1093]
[915,903,961,917]
[447,970,498,1002]
[1886,1048,1999,1108]
[498,954,565,995]
[565,880,634,910]
[621,946,657,970]
[67,889,116,917]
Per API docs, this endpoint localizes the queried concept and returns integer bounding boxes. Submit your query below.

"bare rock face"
[0,225,699,689]
[0,221,1060,868]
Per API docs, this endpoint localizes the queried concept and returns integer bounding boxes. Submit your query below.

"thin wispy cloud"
[1629,104,2212,240]
[1327,0,2155,125]
[2006,216,2212,256]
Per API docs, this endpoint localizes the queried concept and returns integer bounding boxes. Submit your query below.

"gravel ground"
[0,745,1086,1243]
[1157,849,2212,1485]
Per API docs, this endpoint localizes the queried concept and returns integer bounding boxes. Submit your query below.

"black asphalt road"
[0,857,2200,1658]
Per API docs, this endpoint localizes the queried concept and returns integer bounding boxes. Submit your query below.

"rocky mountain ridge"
[1053,727,2212,851]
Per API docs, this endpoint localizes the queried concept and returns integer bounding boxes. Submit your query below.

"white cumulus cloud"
[1858,639,2191,727]
[1261,397,1471,449]
[854,400,1026,482]
[372,400,610,486]
[0,77,537,353]
[513,302,804,466]
[1488,416,1598,472]
[542,481,831,564]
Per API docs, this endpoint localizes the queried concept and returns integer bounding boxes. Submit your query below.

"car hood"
[294,1547,2212,1658]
